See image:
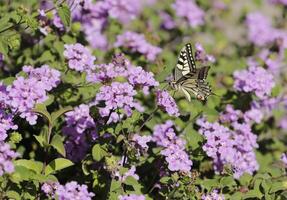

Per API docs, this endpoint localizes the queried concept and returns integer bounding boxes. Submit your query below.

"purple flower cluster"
[0,142,18,176]
[87,63,127,83]
[0,108,18,141]
[118,194,146,200]
[195,43,216,64]
[41,181,60,198]
[114,31,162,61]
[201,190,225,200]
[197,117,259,179]
[172,0,205,27]
[63,43,96,72]
[105,0,142,23]
[233,65,275,99]
[156,90,180,117]
[23,65,61,91]
[220,104,263,125]
[4,65,60,125]
[127,66,159,95]
[132,134,152,150]
[87,54,159,94]
[246,13,274,47]
[153,121,192,172]
[55,181,95,200]
[269,0,287,5]
[95,82,144,124]
[63,104,97,162]
[160,12,176,30]
[246,12,287,49]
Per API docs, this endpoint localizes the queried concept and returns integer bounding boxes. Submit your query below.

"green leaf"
[6,190,21,200]
[45,158,74,175]
[269,181,286,193]
[51,106,73,124]
[92,144,108,161]
[243,189,263,199]
[14,159,43,174]
[32,104,52,125]
[124,176,138,186]
[50,134,66,157]
[160,176,172,184]
[57,4,71,28]
[0,36,9,57]
[110,179,121,192]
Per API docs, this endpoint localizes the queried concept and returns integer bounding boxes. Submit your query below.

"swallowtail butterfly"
[169,43,212,101]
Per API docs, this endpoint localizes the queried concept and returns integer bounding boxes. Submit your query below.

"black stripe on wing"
[197,66,210,80]
[185,43,196,73]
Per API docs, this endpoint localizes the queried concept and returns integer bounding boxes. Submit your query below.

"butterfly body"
[169,43,212,101]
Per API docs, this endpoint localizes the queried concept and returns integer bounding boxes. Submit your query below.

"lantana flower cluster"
[233,65,275,99]
[2,65,60,125]
[42,181,95,200]
[197,104,259,179]
[153,120,193,172]
[114,31,162,61]
[0,142,18,176]
[62,104,97,162]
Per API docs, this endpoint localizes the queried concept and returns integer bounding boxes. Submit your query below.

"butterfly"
[169,43,212,101]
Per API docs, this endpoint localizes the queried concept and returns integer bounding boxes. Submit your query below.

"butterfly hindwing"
[180,79,212,101]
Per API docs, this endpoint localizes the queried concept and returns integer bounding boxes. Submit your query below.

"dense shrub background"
[0,0,287,199]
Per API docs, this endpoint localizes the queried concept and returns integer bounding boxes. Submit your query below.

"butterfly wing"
[179,79,212,101]
[182,66,210,80]
[174,43,196,81]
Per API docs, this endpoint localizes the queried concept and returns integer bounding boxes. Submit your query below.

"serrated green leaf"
[45,158,74,175]
[50,134,66,157]
[57,4,71,27]
[92,144,108,161]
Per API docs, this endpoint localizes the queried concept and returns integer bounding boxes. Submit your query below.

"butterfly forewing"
[174,43,196,81]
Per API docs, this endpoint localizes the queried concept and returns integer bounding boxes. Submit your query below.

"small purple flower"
[156,90,179,117]
[0,142,18,176]
[219,104,242,123]
[63,43,96,72]
[202,190,225,200]
[42,181,60,198]
[172,0,205,27]
[95,82,144,124]
[243,108,263,124]
[281,153,287,167]
[195,43,216,64]
[160,12,176,30]
[233,65,275,99]
[55,181,95,200]
[132,134,152,150]
[114,31,162,61]
[118,194,146,200]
